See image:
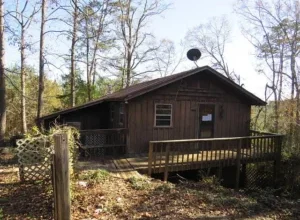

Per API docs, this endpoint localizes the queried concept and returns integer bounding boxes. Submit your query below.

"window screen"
[155,104,172,127]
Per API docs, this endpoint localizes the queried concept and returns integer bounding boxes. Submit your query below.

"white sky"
[4,0,268,100]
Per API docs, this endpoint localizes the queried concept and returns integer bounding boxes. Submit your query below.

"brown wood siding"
[44,102,110,130]
[127,73,251,154]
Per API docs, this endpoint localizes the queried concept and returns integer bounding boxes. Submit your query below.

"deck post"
[164,143,170,182]
[148,142,153,176]
[235,139,242,191]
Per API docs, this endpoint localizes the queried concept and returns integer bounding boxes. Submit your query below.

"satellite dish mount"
[187,48,201,67]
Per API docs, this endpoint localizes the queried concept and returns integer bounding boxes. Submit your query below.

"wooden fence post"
[148,142,153,176]
[235,139,242,191]
[164,144,170,182]
[53,133,71,220]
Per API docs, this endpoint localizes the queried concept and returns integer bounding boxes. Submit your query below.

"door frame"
[196,103,216,139]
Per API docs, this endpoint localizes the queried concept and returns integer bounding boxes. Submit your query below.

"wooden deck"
[77,130,283,188]
[77,157,145,179]
[77,148,278,179]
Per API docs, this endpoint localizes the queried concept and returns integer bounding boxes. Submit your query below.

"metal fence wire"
[245,161,274,190]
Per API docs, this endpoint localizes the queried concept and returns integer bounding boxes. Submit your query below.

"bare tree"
[7,0,40,133]
[0,0,5,143]
[70,0,78,107]
[154,39,184,77]
[236,0,300,141]
[77,0,114,101]
[37,0,47,122]
[186,16,240,83]
[115,0,169,87]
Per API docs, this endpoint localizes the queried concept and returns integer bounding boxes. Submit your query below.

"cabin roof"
[40,66,266,120]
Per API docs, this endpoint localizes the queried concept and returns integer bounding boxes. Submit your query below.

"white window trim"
[154,103,173,127]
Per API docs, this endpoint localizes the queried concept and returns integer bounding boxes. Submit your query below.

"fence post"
[148,142,153,176]
[235,139,242,191]
[53,133,71,220]
[164,143,170,182]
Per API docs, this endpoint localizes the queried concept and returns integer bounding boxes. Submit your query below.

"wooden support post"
[53,133,71,220]
[148,142,153,176]
[235,139,242,191]
[164,144,170,182]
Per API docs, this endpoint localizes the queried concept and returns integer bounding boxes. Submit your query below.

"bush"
[280,155,300,198]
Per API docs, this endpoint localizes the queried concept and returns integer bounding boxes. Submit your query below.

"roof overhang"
[40,66,265,120]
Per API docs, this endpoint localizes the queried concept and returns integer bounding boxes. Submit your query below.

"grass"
[78,169,109,185]
[128,176,151,190]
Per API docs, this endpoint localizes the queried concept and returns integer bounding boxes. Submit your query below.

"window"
[155,104,172,127]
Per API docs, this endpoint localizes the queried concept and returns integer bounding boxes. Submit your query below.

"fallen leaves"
[1,160,300,220]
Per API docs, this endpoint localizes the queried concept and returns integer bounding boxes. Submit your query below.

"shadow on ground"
[1,181,53,219]
[0,153,53,220]
[118,179,300,219]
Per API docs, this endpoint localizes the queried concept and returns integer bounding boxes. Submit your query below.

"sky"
[4,0,268,100]
[148,0,267,99]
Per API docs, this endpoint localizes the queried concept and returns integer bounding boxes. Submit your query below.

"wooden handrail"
[148,134,283,185]
[149,134,283,144]
[250,129,282,136]
[80,128,127,133]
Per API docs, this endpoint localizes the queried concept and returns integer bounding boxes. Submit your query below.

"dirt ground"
[0,152,299,220]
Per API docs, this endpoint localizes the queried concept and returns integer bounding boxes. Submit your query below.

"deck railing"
[79,128,127,158]
[148,132,283,188]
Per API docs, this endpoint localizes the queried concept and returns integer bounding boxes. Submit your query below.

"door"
[198,104,215,138]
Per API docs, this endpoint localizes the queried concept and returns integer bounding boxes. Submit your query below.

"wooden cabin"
[41,66,266,155]
[41,66,284,186]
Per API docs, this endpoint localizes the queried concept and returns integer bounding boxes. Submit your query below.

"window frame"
[154,103,173,127]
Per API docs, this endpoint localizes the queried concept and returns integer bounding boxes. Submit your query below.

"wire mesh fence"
[245,161,274,190]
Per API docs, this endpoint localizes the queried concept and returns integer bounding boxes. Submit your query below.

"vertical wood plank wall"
[127,74,251,154]
[44,103,110,130]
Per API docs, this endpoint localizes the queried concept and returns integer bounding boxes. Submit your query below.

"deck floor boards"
[77,148,277,178]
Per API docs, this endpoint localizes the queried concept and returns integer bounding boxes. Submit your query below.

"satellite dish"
[187,48,201,67]
[187,48,201,61]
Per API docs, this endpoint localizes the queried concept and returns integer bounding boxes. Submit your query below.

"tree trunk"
[289,49,297,147]
[21,27,27,134]
[70,0,78,107]
[290,48,300,150]
[85,17,91,101]
[37,0,46,123]
[126,53,131,87]
[0,0,5,143]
